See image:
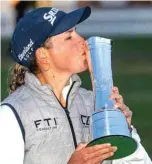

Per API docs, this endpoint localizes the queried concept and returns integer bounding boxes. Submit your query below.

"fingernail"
[111,152,114,156]
[113,147,117,152]
[106,143,111,146]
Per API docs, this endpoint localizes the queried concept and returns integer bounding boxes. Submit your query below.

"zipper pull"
[65,109,70,115]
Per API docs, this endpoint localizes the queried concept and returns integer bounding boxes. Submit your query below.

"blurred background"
[1,0,152,159]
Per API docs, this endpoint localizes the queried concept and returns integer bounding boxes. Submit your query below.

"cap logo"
[43,8,59,26]
[18,39,34,61]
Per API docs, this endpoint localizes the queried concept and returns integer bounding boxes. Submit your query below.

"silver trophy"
[87,37,137,159]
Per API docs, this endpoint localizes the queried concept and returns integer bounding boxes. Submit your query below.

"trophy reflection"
[87,37,137,159]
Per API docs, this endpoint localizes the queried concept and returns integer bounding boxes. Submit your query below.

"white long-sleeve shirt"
[0,105,24,164]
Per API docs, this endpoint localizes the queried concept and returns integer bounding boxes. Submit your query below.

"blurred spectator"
[100,1,127,8]
[10,0,36,23]
[1,1,15,37]
[77,1,102,9]
[35,1,52,8]
[128,1,152,7]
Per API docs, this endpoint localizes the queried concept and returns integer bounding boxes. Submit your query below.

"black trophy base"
[87,135,137,160]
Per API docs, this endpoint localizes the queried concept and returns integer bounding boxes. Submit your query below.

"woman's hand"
[110,87,132,127]
[68,143,117,164]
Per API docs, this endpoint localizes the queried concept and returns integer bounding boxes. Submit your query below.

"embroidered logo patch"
[34,117,58,131]
[43,8,59,26]
[18,39,34,61]
[81,115,90,126]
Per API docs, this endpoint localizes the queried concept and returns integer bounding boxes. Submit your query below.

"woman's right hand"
[68,142,117,164]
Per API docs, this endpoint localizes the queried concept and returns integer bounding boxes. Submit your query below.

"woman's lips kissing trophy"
[87,37,137,159]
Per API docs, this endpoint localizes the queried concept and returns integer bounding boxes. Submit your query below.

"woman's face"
[48,27,88,74]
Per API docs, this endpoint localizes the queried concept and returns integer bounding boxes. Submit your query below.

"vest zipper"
[52,81,77,149]
[64,81,77,149]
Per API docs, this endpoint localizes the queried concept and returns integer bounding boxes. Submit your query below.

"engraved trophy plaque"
[87,37,137,159]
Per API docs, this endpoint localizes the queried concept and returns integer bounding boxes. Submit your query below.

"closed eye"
[65,36,72,40]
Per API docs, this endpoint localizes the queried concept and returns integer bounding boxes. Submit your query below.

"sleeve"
[112,125,152,164]
[0,105,24,164]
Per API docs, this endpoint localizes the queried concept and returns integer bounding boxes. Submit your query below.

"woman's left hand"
[110,86,132,128]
